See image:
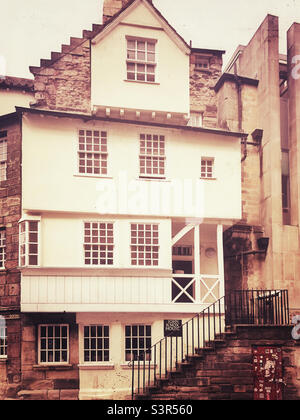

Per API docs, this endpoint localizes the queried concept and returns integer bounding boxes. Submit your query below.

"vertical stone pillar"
[287,24,300,228]
[287,23,300,310]
[102,0,131,23]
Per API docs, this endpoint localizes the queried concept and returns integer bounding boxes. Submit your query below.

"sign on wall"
[252,346,283,400]
[164,320,182,337]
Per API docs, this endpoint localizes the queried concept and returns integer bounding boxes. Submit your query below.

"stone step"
[17,389,78,401]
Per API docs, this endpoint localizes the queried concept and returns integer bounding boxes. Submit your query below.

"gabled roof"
[30,0,190,75]
[92,0,191,54]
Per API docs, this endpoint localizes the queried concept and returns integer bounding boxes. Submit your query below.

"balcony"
[20,272,221,313]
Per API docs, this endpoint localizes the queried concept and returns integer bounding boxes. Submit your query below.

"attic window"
[195,55,210,71]
[126,37,157,83]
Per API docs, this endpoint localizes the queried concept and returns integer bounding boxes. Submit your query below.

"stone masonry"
[0,115,22,399]
[137,326,300,400]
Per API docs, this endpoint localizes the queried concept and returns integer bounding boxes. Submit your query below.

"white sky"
[1,0,300,79]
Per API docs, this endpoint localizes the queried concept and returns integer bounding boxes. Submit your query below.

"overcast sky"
[1,0,300,79]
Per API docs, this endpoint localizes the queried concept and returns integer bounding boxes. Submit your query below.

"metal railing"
[130,289,290,399]
[131,296,226,399]
[225,289,289,326]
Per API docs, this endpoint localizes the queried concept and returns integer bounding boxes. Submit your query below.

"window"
[130,223,159,266]
[188,112,203,127]
[0,131,7,182]
[172,245,193,256]
[126,38,156,82]
[84,222,114,266]
[84,325,109,363]
[19,220,40,267]
[39,325,69,364]
[78,130,108,175]
[139,134,165,178]
[125,325,151,361]
[0,324,7,358]
[0,229,5,269]
[201,158,214,179]
[195,55,210,70]
[282,150,291,225]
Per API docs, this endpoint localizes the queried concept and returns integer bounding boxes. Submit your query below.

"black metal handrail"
[226,289,289,326]
[130,289,290,399]
[131,296,226,399]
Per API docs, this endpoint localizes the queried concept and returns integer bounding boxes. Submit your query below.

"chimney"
[102,0,131,23]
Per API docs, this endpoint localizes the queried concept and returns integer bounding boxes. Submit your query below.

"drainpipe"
[233,72,247,162]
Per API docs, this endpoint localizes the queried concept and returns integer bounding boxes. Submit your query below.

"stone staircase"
[135,325,300,400]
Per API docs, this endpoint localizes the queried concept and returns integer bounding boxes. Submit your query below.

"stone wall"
[19,313,79,400]
[31,39,91,113]
[140,325,300,400]
[190,51,223,128]
[0,116,22,398]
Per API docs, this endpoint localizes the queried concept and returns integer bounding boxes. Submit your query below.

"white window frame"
[0,131,7,183]
[83,221,114,266]
[130,223,159,267]
[19,220,40,267]
[126,36,157,83]
[0,325,7,359]
[139,133,166,179]
[78,129,108,176]
[38,324,69,365]
[201,157,215,179]
[125,324,152,362]
[0,229,5,270]
[194,55,210,71]
[188,112,203,128]
[83,325,110,363]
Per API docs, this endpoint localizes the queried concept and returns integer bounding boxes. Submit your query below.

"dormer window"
[126,37,156,83]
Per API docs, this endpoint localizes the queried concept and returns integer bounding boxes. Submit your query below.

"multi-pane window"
[139,134,165,177]
[188,112,203,127]
[0,131,7,182]
[78,130,108,175]
[126,38,156,82]
[0,230,5,269]
[84,325,109,363]
[195,55,210,70]
[84,222,114,265]
[39,325,69,364]
[19,220,39,266]
[0,325,7,358]
[130,223,159,266]
[125,325,151,361]
[201,158,214,179]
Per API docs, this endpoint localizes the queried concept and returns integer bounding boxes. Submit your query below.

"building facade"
[0,0,299,400]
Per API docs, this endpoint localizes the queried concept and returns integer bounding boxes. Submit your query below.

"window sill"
[138,177,169,182]
[120,362,156,370]
[124,79,160,86]
[78,363,115,371]
[0,357,7,363]
[194,68,212,75]
[74,174,113,179]
[200,177,217,181]
[33,363,73,371]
